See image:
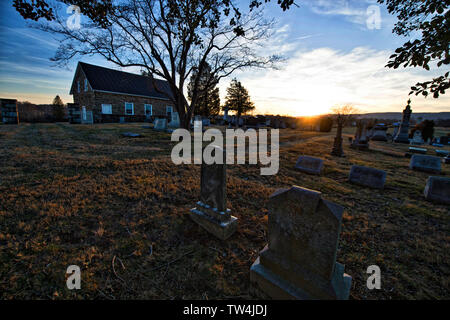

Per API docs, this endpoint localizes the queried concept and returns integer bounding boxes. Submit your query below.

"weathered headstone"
[190,147,238,240]
[370,124,388,141]
[169,111,180,128]
[250,186,352,300]
[351,120,369,150]
[223,106,229,122]
[394,99,412,143]
[444,154,450,164]
[424,176,450,205]
[81,110,94,124]
[410,130,424,145]
[153,118,167,131]
[349,165,387,189]
[435,149,449,157]
[295,156,324,175]
[409,154,441,173]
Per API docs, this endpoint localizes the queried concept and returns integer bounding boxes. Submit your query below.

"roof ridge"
[78,61,168,83]
[74,61,173,100]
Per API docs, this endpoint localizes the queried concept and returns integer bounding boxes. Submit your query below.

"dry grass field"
[0,122,449,299]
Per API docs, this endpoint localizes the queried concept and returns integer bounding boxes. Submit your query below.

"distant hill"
[357,112,450,121]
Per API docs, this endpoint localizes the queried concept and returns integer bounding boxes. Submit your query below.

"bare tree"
[330,105,358,157]
[21,0,279,128]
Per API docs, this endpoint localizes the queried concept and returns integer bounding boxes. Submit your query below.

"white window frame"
[144,104,153,116]
[84,79,88,91]
[125,102,134,115]
[101,104,112,114]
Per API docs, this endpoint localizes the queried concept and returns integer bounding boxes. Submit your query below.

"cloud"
[303,0,381,29]
[220,46,450,116]
[0,27,59,48]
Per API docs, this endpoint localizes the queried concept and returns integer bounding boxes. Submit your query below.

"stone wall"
[91,91,171,116]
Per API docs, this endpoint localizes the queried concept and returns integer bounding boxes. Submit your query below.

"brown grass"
[0,123,449,299]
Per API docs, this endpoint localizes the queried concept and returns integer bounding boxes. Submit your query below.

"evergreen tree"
[224,79,255,128]
[52,95,65,122]
[187,63,220,117]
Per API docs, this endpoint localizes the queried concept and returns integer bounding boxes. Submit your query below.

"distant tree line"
[16,95,67,123]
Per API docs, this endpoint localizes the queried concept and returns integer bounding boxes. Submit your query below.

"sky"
[0,0,448,116]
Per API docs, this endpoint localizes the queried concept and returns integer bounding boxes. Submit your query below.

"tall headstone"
[250,186,352,300]
[190,147,238,240]
[394,99,412,143]
[223,106,229,122]
[351,120,369,150]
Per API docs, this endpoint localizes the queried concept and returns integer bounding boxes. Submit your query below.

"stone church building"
[69,62,175,123]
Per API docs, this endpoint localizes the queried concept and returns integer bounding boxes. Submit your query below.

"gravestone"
[444,154,450,164]
[349,165,387,189]
[409,154,441,173]
[394,100,412,143]
[190,147,238,240]
[81,111,94,124]
[435,149,449,157]
[370,124,388,141]
[153,118,167,131]
[223,107,229,122]
[121,132,141,138]
[250,186,352,300]
[409,147,427,154]
[169,112,180,128]
[424,176,450,205]
[295,156,324,175]
[410,130,424,145]
[351,120,369,150]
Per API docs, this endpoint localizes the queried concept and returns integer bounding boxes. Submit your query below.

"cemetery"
[1,0,449,304]
[0,121,449,300]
